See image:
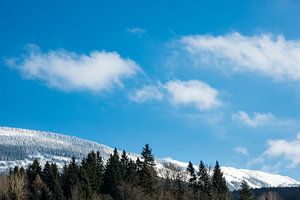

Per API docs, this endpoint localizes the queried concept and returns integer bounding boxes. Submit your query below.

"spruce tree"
[61,157,79,199]
[239,180,254,200]
[198,161,212,200]
[26,159,42,199]
[79,168,92,200]
[212,161,231,200]
[50,163,64,200]
[187,161,198,196]
[102,148,122,199]
[173,173,184,200]
[138,144,157,196]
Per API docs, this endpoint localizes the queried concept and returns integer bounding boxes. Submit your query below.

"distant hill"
[0,126,299,191]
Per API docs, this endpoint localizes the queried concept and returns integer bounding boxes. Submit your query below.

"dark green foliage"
[212,161,231,200]
[102,148,122,199]
[61,157,79,199]
[138,144,157,196]
[187,161,198,196]
[238,180,254,200]
[198,161,212,200]
[1,144,237,200]
[26,159,42,199]
[80,151,104,195]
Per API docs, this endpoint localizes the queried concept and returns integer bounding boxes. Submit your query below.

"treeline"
[0,144,255,200]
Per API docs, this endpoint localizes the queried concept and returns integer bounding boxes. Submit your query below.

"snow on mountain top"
[0,126,299,191]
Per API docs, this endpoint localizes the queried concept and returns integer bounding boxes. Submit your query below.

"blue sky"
[1,0,300,179]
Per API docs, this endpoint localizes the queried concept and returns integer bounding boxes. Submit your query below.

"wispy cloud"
[7,45,140,92]
[231,111,274,127]
[234,146,249,156]
[129,84,163,103]
[126,27,147,34]
[180,32,300,82]
[129,79,222,111]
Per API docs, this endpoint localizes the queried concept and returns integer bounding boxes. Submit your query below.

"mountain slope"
[0,126,299,191]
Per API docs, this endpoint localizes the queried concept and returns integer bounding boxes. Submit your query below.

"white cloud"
[181,32,300,81]
[164,80,222,111]
[126,27,147,34]
[249,133,300,170]
[231,111,274,127]
[129,85,163,103]
[264,134,300,168]
[8,46,140,92]
[130,80,222,111]
[234,146,249,156]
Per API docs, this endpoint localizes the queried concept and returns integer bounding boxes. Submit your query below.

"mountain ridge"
[0,126,299,191]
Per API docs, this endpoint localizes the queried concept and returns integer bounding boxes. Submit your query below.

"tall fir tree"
[198,161,212,200]
[138,144,157,196]
[239,180,254,200]
[79,167,92,200]
[61,157,80,199]
[212,161,231,200]
[102,148,122,199]
[187,161,198,196]
[173,173,185,200]
[26,159,42,199]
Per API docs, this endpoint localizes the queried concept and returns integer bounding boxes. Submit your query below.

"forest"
[0,144,285,200]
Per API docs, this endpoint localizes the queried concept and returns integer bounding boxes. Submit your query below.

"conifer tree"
[173,173,185,200]
[40,162,64,199]
[50,163,64,200]
[79,168,92,200]
[120,150,138,185]
[198,161,212,200]
[239,180,254,200]
[212,161,231,200]
[102,148,122,199]
[26,159,42,199]
[138,144,157,196]
[120,150,129,178]
[187,161,198,196]
[125,159,138,185]
[61,157,79,199]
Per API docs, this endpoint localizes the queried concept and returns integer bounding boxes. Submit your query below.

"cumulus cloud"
[129,84,163,103]
[126,27,147,34]
[130,80,222,111]
[181,32,300,81]
[164,80,222,111]
[264,133,300,168]
[8,45,140,92]
[234,146,249,156]
[231,111,274,127]
[248,133,300,171]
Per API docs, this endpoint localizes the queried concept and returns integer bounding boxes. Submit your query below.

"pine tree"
[95,151,104,194]
[212,161,231,200]
[141,144,155,166]
[187,161,198,196]
[50,163,64,200]
[61,157,80,199]
[40,162,64,200]
[138,144,157,196]
[79,168,92,200]
[26,159,42,199]
[120,150,138,185]
[198,161,212,200]
[102,148,122,199]
[173,173,184,200]
[239,180,254,200]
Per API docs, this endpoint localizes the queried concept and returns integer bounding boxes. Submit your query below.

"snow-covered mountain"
[0,126,299,191]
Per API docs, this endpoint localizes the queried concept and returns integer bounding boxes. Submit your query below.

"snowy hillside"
[0,126,299,191]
